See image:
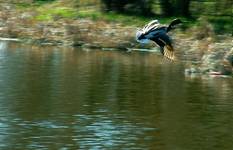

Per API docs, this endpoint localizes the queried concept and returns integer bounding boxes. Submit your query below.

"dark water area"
[0,41,232,150]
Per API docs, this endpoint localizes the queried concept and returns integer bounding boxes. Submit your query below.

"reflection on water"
[0,41,232,149]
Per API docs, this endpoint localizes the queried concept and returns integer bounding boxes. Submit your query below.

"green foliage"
[36,7,77,21]
[15,2,32,9]
[16,0,56,9]
[208,16,232,34]
[15,0,232,34]
[33,0,55,2]
[101,0,154,16]
[160,0,191,17]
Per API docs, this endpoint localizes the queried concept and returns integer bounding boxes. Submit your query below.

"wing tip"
[163,45,176,61]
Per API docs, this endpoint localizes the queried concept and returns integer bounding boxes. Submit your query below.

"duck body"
[136,19,182,60]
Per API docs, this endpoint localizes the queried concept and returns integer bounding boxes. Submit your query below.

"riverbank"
[0,1,232,76]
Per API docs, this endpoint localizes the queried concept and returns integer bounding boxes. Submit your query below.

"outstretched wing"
[136,20,167,43]
[142,20,160,33]
[141,20,167,38]
[163,44,175,60]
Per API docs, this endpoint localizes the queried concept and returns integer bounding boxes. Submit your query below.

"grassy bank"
[13,0,232,34]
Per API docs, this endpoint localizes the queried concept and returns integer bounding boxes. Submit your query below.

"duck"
[136,19,182,60]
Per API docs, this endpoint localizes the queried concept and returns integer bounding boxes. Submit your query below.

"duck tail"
[167,18,182,32]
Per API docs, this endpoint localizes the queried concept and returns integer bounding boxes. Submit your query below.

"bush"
[101,0,154,16]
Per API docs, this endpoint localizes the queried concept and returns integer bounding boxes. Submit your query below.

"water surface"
[0,41,232,150]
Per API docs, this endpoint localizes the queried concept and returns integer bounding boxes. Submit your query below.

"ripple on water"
[71,113,157,149]
[0,42,232,150]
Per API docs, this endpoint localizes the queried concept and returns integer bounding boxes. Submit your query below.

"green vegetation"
[208,16,232,34]
[13,0,232,34]
[36,7,77,21]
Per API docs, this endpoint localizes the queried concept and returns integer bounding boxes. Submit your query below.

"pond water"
[0,41,232,150]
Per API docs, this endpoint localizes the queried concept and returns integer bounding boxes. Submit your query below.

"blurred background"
[4,0,232,34]
[98,0,232,33]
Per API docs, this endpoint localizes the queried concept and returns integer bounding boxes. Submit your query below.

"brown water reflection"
[0,41,232,150]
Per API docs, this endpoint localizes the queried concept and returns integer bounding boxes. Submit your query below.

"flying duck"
[136,19,182,60]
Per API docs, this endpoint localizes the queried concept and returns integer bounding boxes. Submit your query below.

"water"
[0,41,232,150]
